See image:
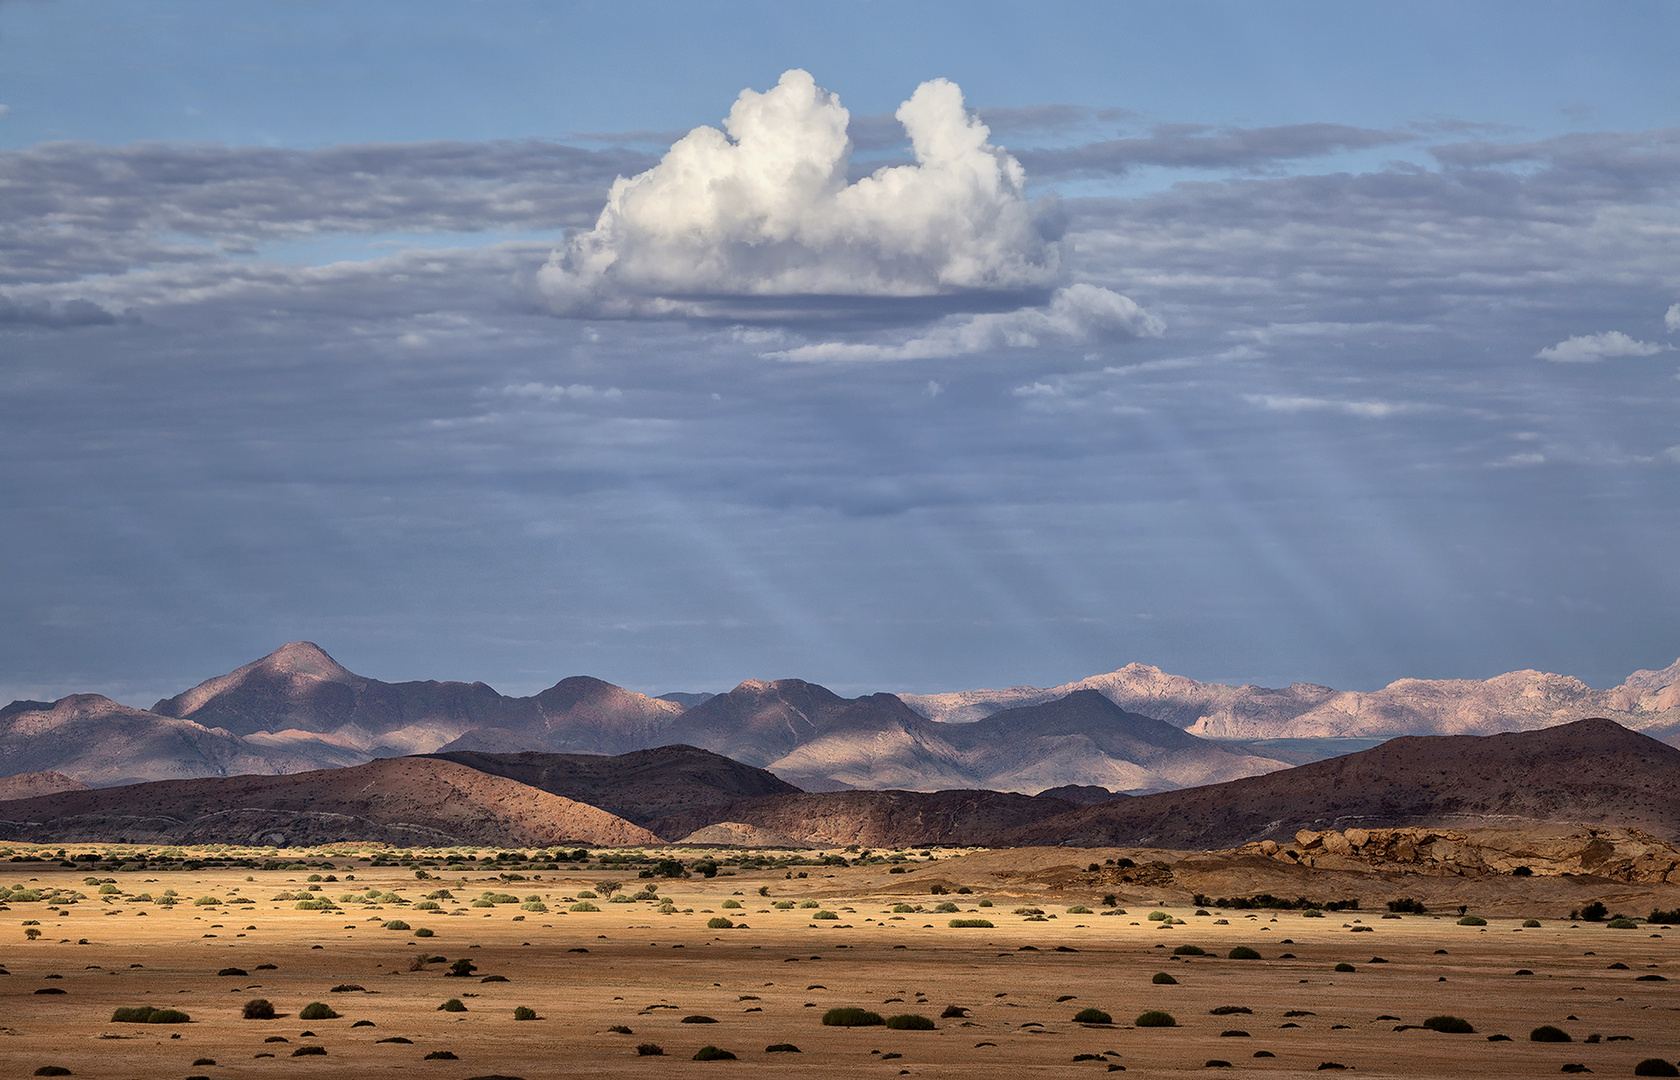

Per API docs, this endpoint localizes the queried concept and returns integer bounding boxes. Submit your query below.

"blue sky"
[2,0,1678,704]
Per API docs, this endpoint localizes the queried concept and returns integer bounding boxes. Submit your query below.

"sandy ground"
[2,845,1678,1079]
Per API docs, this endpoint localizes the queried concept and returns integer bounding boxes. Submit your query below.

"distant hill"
[646,788,1081,849]
[904,657,1680,742]
[1002,717,1680,849]
[0,770,87,801]
[0,693,364,785]
[425,744,801,826]
[0,756,659,847]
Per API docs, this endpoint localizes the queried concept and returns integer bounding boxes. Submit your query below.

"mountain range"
[3,719,1677,853]
[2,641,1676,794]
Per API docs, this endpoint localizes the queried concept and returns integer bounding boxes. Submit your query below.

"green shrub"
[720,899,741,909]
[192,895,221,906]
[813,910,838,920]
[520,901,547,912]
[799,900,820,908]
[1634,1060,1680,1077]
[1228,946,1261,959]
[1649,908,1680,925]
[1152,972,1177,984]
[774,900,796,909]
[298,1002,338,1021]
[934,901,959,913]
[1067,905,1092,914]
[293,898,333,910]
[1136,1011,1176,1027]
[1456,915,1486,926]
[885,1014,935,1030]
[243,998,275,1020]
[978,899,993,907]
[1530,1025,1572,1042]
[636,1043,664,1056]
[1173,945,1206,956]
[1607,918,1640,929]
[513,1006,538,1021]
[570,901,600,912]
[413,927,434,937]
[692,1045,735,1060]
[383,919,410,930]
[1422,1015,1474,1033]
[1148,910,1170,921]
[707,916,734,929]
[1301,908,1325,918]
[1073,1008,1113,1024]
[438,999,467,1012]
[1522,919,1541,928]
[110,1006,191,1024]
[948,918,993,928]
[822,1007,884,1027]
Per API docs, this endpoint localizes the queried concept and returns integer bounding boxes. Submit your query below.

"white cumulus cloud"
[1536,330,1664,362]
[766,284,1162,362]
[500,382,622,402]
[537,69,1060,317]
[1666,303,1680,332]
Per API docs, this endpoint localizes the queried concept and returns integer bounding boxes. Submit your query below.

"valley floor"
[3,843,1679,1079]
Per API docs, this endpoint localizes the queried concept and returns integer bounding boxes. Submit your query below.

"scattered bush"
[1148,910,1170,921]
[1531,1025,1573,1042]
[822,1007,884,1027]
[949,918,993,928]
[721,899,741,909]
[1423,1015,1475,1033]
[242,998,275,1020]
[1387,898,1426,914]
[940,1005,969,1018]
[382,919,410,930]
[438,999,467,1012]
[1457,915,1487,926]
[636,1043,664,1056]
[707,917,734,929]
[1173,945,1206,956]
[1153,972,1178,984]
[1073,1008,1114,1024]
[1649,908,1680,925]
[216,967,247,977]
[34,1067,72,1077]
[765,1043,800,1052]
[1634,1060,1680,1077]
[1607,918,1640,929]
[1210,1006,1252,1015]
[682,1015,719,1024]
[886,1014,935,1030]
[1228,946,1261,959]
[1067,905,1093,914]
[570,901,600,912]
[413,928,434,937]
[1334,963,1355,973]
[1523,919,1542,928]
[513,1006,538,1020]
[1580,901,1609,922]
[298,1002,337,1021]
[422,1050,456,1060]
[291,1046,326,1057]
[693,1045,735,1060]
[109,1006,190,1024]
[1136,1011,1177,1027]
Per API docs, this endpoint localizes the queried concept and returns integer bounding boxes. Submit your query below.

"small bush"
[513,1006,538,1020]
[291,1046,326,1057]
[813,910,839,920]
[413,927,434,937]
[1387,897,1426,914]
[570,901,600,912]
[1228,946,1261,959]
[1148,910,1170,921]
[1649,908,1680,924]
[1634,1060,1680,1077]
[822,1007,884,1027]
[1531,1025,1572,1042]
[707,917,734,929]
[886,1014,935,1030]
[1301,908,1324,918]
[1607,918,1640,929]
[1173,944,1206,955]
[934,901,959,913]
[422,1050,456,1060]
[298,1002,338,1021]
[941,1005,969,1018]
[217,966,248,977]
[949,918,993,927]
[1523,919,1542,928]
[1153,972,1178,984]
[682,1015,719,1024]
[1073,1008,1114,1024]
[1137,1011,1177,1027]
[637,1043,664,1056]
[1334,963,1355,972]
[109,1006,190,1024]
[382,919,410,930]
[242,998,275,1020]
[438,998,467,1012]
[1580,901,1608,921]
[1457,915,1487,926]
[1423,1015,1474,1033]
[1068,905,1093,914]
[765,1043,800,1052]
[693,1045,736,1060]
[34,1068,72,1077]
[1210,1006,1252,1015]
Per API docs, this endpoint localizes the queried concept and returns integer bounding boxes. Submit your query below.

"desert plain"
[3,841,1679,1080]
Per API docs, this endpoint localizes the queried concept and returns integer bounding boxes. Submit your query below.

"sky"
[2,0,1679,706]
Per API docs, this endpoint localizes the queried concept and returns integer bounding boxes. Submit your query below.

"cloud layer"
[537,70,1060,317]
[1537,330,1664,362]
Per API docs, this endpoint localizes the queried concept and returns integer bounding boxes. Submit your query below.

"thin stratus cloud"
[1,1,1678,708]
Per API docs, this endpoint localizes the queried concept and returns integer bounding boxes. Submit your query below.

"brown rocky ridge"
[0,755,658,847]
